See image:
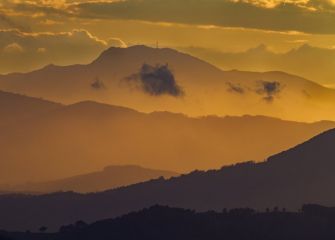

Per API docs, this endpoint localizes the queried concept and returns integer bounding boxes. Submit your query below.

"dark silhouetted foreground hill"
[1,129,335,231]
[3,204,335,240]
[9,165,178,193]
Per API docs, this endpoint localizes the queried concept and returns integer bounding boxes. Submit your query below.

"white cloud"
[3,42,24,53]
[0,29,125,73]
[108,37,127,48]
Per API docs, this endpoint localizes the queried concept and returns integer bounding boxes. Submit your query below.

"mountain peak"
[63,101,140,116]
[90,45,210,70]
[42,64,58,70]
[103,165,147,171]
[246,44,271,54]
[92,45,177,64]
[287,43,315,54]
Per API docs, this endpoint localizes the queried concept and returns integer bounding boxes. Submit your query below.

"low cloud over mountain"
[126,64,184,97]
[2,45,335,122]
[256,81,283,102]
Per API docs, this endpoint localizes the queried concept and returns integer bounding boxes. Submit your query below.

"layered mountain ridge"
[1,128,335,230]
[0,91,334,184]
[1,45,335,122]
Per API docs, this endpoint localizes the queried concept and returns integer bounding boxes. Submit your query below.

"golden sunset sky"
[2,0,335,184]
[1,0,335,84]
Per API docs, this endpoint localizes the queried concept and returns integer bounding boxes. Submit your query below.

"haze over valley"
[1,1,335,239]
[1,46,335,122]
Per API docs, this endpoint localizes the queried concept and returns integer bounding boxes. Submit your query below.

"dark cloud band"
[72,0,335,34]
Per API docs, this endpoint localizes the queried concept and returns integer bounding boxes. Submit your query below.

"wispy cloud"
[0,12,31,32]
[66,0,335,34]
[2,0,335,34]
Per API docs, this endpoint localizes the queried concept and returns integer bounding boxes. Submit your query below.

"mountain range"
[182,44,335,87]
[0,128,335,231]
[1,45,335,122]
[4,165,178,193]
[0,90,334,184]
[1,45,335,234]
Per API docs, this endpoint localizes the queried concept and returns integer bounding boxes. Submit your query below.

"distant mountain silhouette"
[8,165,178,193]
[3,204,335,240]
[1,129,335,231]
[1,45,335,121]
[182,44,335,87]
[0,99,334,184]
